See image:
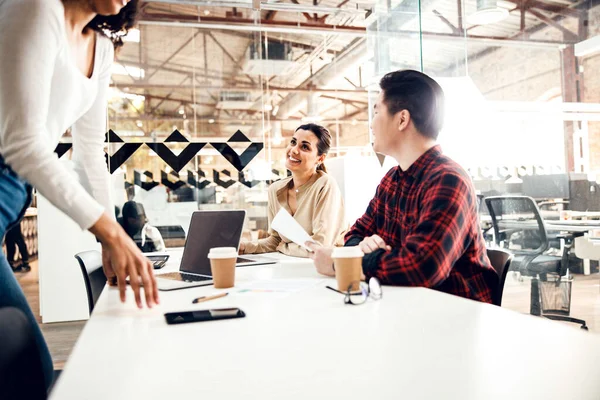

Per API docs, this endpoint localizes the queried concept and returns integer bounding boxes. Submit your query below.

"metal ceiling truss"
[131,0,592,123]
[142,0,367,15]
[138,15,572,49]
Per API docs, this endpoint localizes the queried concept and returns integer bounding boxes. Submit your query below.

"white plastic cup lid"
[208,247,238,259]
[331,246,363,259]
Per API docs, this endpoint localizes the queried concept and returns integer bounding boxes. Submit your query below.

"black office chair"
[486,248,513,306]
[74,250,106,314]
[478,196,494,246]
[485,196,588,330]
[0,307,47,400]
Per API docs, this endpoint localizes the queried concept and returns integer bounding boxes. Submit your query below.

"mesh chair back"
[484,196,548,256]
[74,250,106,314]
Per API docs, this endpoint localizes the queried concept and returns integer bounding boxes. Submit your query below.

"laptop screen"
[179,210,245,275]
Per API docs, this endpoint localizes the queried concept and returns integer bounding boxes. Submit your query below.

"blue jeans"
[0,159,53,390]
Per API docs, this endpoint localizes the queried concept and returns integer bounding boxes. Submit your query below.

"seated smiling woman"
[240,123,346,258]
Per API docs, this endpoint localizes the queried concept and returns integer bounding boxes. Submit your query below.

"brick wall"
[465,7,600,172]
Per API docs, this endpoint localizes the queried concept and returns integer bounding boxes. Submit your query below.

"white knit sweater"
[0,0,114,229]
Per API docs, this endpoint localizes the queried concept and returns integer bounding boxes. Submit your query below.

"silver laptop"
[156,210,276,291]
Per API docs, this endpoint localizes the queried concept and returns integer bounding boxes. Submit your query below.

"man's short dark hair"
[379,70,445,139]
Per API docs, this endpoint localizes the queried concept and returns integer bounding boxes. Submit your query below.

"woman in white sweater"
[0,0,159,390]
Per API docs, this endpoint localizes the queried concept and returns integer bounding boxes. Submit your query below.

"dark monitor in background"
[173,186,195,202]
[521,174,569,199]
[197,187,216,204]
[569,174,600,211]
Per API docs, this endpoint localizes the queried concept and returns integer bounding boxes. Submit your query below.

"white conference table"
[51,250,600,400]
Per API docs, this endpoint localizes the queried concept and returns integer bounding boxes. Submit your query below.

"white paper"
[271,208,315,251]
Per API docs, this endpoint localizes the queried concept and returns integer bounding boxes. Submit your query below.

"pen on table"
[192,292,228,304]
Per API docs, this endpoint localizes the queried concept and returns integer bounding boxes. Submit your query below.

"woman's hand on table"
[90,213,159,309]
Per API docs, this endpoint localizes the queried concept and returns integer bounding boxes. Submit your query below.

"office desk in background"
[50,251,600,400]
[479,215,600,233]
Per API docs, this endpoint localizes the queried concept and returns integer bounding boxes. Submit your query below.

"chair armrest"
[556,231,585,241]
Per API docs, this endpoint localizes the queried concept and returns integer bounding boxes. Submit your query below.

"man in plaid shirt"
[308,70,498,303]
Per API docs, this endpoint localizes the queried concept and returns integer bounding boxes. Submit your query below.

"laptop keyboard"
[181,273,212,282]
[237,257,254,263]
[159,272,212,282]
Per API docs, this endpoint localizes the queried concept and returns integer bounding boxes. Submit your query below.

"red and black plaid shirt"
[345,146,498,303]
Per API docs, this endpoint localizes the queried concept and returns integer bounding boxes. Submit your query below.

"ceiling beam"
[433,9,460,35]
[506,0,582,18]
[206,32,256,84]
[144,93,215,107]
[344,105,368,119]
[456,0,463,31]
[115,60,251,85]
[290,0,316,22]
[110,83,369,94]
[265,10,277,20]
[527,8,579,41]
[139,13,366,36]
[148,76,191,113]
[453,0,592,74]
[139,18,570,48]
[143,0,364,15]
[320,94,368,105]
[108,114,369,123]
[145,29,203,82]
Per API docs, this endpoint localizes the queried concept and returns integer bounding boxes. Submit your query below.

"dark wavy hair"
[295,123,332,173]
[86,0,140,48]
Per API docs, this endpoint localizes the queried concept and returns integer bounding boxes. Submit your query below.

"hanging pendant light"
[468,0,509,25]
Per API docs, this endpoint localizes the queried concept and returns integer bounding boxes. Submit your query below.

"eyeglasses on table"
[326,277,383,305]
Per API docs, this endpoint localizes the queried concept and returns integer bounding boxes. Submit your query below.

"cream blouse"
[242,171,346,258]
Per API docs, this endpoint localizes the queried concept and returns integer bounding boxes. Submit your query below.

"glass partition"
[102,4,376,248]
[365,0,600,323]
[42,0,600,327]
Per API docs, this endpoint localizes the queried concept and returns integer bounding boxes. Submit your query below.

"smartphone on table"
[165,308,245,325]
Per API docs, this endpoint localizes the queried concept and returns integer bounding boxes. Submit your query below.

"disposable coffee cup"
[208,247,237,289]
[332,246,364,292]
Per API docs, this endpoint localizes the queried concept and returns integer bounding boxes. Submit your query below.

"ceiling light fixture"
[467,0,509,25]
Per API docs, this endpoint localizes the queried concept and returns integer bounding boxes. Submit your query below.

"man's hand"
[101,243,118,287]
[358,234,391,254]
[238,241,246,254]
[90,213,159,309]
[305,242,335,277]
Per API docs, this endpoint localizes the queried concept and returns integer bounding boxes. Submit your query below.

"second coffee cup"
[208,247,237,289]
[332,246,364,292]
